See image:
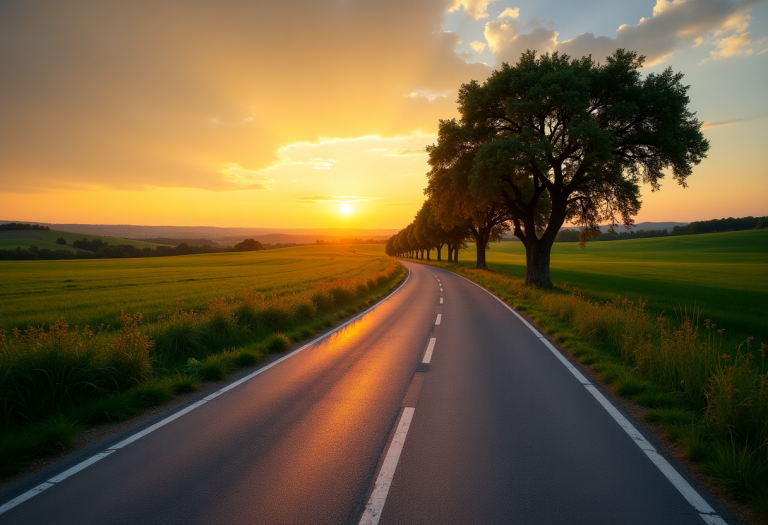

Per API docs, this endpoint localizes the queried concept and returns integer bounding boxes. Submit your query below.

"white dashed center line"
[422,338,437,364]
[358,408,416,525]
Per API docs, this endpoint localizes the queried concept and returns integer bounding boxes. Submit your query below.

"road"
[0,261,731,524]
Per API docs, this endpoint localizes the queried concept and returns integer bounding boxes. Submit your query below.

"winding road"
[0,261,733,524]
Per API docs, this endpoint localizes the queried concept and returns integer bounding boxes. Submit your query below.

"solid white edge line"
[422,338,437,364]
[0,266,413,517]
[358,407,416,525]
[435,313,442,325]
[444,268,726,524]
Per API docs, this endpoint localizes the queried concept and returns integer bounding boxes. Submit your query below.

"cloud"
[497,7,520,20]
[448,0,498,20]
[220,164,274,188]
[470,40,487,53]
[485,18,558,57]
[299,195,378,203]
[485,0,762,67]
[701,118,744,129]
[384,149,427,157]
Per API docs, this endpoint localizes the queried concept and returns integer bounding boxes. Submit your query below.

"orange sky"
[1,0,766,228]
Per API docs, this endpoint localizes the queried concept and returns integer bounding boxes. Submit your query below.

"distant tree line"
[554,228,671,242]
[551,215,767,243]
[0,223,50,231]
[0,235,304,261]
[670,216,766,236]
[129,237,221,247]
[316,238,386,245]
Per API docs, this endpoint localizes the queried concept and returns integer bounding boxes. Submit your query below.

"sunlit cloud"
[701,119,744,130]
[449,0,498,20]
[470,40,487,53]
[384,149,427,157]
[498,7,520,20]
[220,164,274,189]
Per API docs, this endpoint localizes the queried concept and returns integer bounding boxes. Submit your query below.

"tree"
[55,237,67,245]
[431,49,708,286]
[233,238,263,252]
[425,146,512,269]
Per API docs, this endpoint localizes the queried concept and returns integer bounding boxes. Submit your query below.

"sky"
[0,0,766,229]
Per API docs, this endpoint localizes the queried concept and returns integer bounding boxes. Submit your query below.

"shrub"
[355,283,369,297]
[265,333,291,353]
[292,302,315,321]
[167,372,200,394]
[200,353,233,381]
[150,308,204,362]
[312,292,333,312]
[129,381,173,408]
[329,286,354,306]
[77,392,139,424]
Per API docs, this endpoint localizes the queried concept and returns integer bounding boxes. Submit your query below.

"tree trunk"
[524,239,553,287]
[474,228,490,269]
[454,246,459,263]
[436,244,442,261]
[426,249,430,260]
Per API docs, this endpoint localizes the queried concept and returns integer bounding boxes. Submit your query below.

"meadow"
[0,244,404,475]
[0,244,392,332]
[471,229,768,345]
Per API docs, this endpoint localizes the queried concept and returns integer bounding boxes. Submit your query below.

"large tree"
[430,49,709,286]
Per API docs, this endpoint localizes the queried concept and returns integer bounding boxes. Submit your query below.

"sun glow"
[340,203,353,215]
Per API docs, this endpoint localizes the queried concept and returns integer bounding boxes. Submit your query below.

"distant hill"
[0,228,168,252]
[0,221,398,244]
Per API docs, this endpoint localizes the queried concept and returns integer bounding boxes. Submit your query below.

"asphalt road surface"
[0,261,732,524]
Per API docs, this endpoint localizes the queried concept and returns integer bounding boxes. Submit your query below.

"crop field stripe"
[0,266,411,517]
[447,269,727,524]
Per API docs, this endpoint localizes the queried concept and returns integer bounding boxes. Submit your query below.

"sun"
[340,203,353,215]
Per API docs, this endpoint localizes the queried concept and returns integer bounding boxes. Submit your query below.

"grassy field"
[468,229,768,345]
[0,244,389,332]
[0,229,167,252]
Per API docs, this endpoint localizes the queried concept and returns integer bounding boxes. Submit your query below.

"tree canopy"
[427,49,708,286]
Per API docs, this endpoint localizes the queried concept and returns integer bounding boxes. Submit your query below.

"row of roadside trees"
[386,49,709,286]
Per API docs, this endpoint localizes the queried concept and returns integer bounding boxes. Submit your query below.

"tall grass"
[0,260,404,475]
[422,261,768,513]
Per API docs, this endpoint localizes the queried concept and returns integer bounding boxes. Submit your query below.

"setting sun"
[340,204,353,216]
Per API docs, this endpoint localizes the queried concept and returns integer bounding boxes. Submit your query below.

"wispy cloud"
[220,164,274,188]
[701,118,744,130]
[384,149,427,157]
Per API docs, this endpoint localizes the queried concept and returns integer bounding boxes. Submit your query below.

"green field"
[0,244,390,332]
[456,230,768,344]
[0,229,167,252]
